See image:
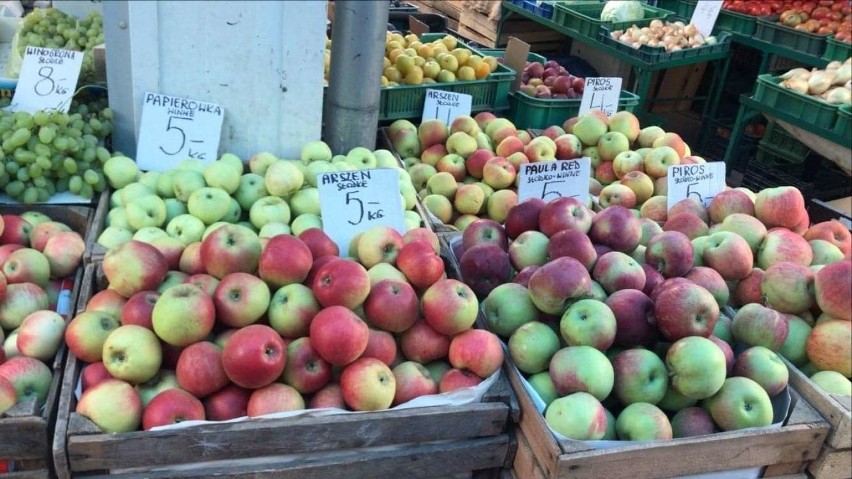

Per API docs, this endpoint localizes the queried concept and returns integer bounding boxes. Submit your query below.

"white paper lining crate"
[52,263,517,479]
[0,204,91,478]
[784,358,851,479]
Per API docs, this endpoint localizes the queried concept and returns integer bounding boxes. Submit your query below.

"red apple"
[311,258,371,309]
[340,357,396,411]
[363,279,419,333]
[176,341,229,398]
[309,305,369,366]
[399,318,451,363]
[448,329,503,378]
[439,368,483,393]
[120,290,159,329]
[606,289,657,347]
[589,205,641,252]
[258,234,313,288]
[297,228,339,259]
[539,197,594,237]
[142,388,205,430]
[103,240,169,298]
[204,384,251,420]
[528,257,593,316]
[654,281,719,341]
[421,279,479,336]
[247,383,304,416]
[221,324,287,389]
[396,240,445,290]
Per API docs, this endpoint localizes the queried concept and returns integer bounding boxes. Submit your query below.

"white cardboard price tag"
[517,158,590,204]
[318,168,407,255]
[690,0,723,37]
[10,46,83,114]
[578,77,622,117]
[136,92,225,171]
[421,89,472,124]
[667,162,726,211]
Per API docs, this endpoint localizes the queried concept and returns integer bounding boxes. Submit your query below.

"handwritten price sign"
[666,162,726,211]
[421,89,472,124]
[691,0,723,36]
[136,92,225,171]
[10,46,83,114]
[318,168,407,255]
[579,77,622,117]
[517,157,590,204]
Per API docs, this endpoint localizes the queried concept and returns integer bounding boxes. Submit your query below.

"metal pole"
[324,1,389,155]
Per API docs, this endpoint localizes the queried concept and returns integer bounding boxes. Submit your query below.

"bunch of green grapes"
[0,98,114,203]
[17,8,104,82]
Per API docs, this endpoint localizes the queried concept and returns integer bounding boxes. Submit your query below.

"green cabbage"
[600,1,645,23]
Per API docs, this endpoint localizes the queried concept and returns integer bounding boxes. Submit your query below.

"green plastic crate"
[759,121,810,163]
[754,16,828,57]
[654,0,697,19]
[601,20,731,67]
[755,143,806,165]
[477,48,547,64]
[507,90,640,129]
[714,8,757,35]
[379,34,517,121]
[551,2,673,40]
[836,104,851,142]
[823,36,852,62]
[752,74,840,131]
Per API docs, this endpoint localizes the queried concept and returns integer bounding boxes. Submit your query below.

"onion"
[706,36,717,45]
[783,77,809,94]
[780,68,811,81]
[641,27,651,34]
[825,87,852,105]
[648,39,660,47]
[684,24,699,37]
[639,34,650,43]
[808,70,836,95]
[631,42,641,49]
[832,63,851,86]
[620,33,632,42]
[673,21,685,28]
[826,61,842,71]
[650,19,663,28]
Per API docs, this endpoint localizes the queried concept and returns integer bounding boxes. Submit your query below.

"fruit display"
[95,141,425,255]
[7,8,105,82]
[70,223,503,432]
[324,33,499,87]
[778,59,852,105]
[610,20,720,52]
[0,211,87,415]
[517,59,586,99]
[450,176,851,439]
[776,2,851,39]
[0,96,114,203]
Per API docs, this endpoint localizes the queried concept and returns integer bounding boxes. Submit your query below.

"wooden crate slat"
[78,436,509,479]
[0,416,48,460]
[784,357,851,449]
[808,446,852,479]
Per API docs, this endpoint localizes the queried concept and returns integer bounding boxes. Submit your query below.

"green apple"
[778,315,812,367]
[290,214,322,236]
[810,370,852,395]
[163,198,187,224]
[300,140,333,163]
[267,283,320,338]
[96,226,133,249]
[482,283,540,337]
[705,377,774,431]
[138,171,161,191]
[187,187,232,225]
[615,402,673,440]
[265,160,304,197]
[102,325,162,384]
[106,206,130,229]
[120,182,155,205]
[509,321,560,374]
[202,222,229,240]
[250,196,291,230]
[19,211,50,227]
[374,149,399,169]
[223,198,242,223]
[289,187,320,217]
[667,336,726,400]
[304,160,335,187]
[135,369,180,407]
[560,299,617,351]
[657,385,697,412]
[103,155,139,189]
[400,182,418,210]
[203,160,242,194]
[132,226,169,243]
[217,152,244,173]
[249,151,278,175]
[345,147,378,170]
[155,171,177,198]
[156,270,189,293]
[733,346,789,396]
[172,170,206,202]
[76,379,142,433]
[545,392,608,440]
[177,158,206,172]
[332,160,356,172]
[258,222,291,239]
[528,371,559,407]
[550,346,614,401]
[403,210,422,230]
[234,173,268,211]
[612,348,668,405]
[166,214,206,246]
[125,195,167,230]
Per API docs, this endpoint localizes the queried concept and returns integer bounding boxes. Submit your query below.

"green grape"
[39,126,56,144]
[79,183,93,199]
[20,186,37,204]
[68,175,83,194]
[45,182,55,196]
[28,163,43,178]
[33,111,49,126]
[63,158,77,174]
[101,108,114,120]
[8,128,31,149]
[5,180,24,197]
[14,149,36,164]
[5,161,19,174]
[83,169,98,185]
[96,147,110,163]
[33,176,47,188]
[36,156,51,170]
[82,147,96,163]
[56,177,69,192]
[33,144,51,158]
[15,167,29,182]
[0,172,8,188]
[36,187,49,203]
[53,136,70,151]
[94,175,106,192]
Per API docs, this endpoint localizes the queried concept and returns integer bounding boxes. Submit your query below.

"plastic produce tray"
[836,104,851,142]
[758,120,811,164]
[388,1,418,13]
[508,90,640,129]
[600,22,731,66]
[655,0,697,19]
[752,74,841,131]
[508,0,555,19]
[823,35,852,62]
[551,2,673,40]
[754,16,828,57]
[715,8,757,35]
[378,34,516,120]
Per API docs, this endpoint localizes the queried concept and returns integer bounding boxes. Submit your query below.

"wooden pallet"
[53,264,517,478]
[784,358,852,479]
[459,8,565,48]
[507,362,830,479]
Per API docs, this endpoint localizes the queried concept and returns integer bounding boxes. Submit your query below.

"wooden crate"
[83,191,110,265]
[506,363,830,479]
[459,8,565,48]
[52,264,516,479]
[0,262,84,479]
[784,358,851,479]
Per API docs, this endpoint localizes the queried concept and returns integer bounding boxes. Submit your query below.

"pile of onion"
[609,20,718,52]
[780,58,852,105]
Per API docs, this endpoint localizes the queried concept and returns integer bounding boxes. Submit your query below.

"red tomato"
[811,6,831,20]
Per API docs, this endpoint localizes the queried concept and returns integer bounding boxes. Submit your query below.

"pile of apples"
[517,60,586,100]
[68,223,503,433]
[452,181,851,441]
[96,142,424,258]
[324,33,499,87]
[0,212,86,416]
